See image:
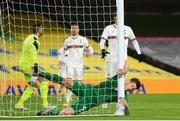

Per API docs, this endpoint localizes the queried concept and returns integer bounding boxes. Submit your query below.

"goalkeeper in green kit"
[35,60,141,115]
[15,24,56,110]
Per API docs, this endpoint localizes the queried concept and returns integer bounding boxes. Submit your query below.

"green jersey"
[19,34,40,74]
[38,72,128,115]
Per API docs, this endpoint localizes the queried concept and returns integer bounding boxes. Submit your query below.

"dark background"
[1,0,180,74]
[1,0,180,42]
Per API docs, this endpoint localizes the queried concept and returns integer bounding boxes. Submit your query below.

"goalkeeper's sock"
[65,89,72,103]
[40,81,48,107]
[17,86,35,106]
[39,71,64,84]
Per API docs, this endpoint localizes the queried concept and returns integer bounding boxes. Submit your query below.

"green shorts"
[70,78,128,115]
[70,80,98,115]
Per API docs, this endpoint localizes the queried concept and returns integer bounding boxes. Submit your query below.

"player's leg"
[106,62,118,79]
[37,77,96,115]
[37,106,74,116]
[75,65,84,82]
[38,71,72,88]
[102,61,117,108]
[15,71,37,110]
[38,71,89,97]
[106,61,111,79]
[58,65,66,101]
[70,80,98,115]
[101,74,130,115]
[70,96,98,115]
[32,64,50,109]
[73,65,83,102]
[39,97,97,115]
[102,62,118,108]
[39,79,49,109]
[102,62,110,108]
[64,66,74,107]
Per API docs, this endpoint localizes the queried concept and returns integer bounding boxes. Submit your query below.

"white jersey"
[64,35,94,65]
[58,48,70,65]
[58,48,75,79]
[100,24,136,62]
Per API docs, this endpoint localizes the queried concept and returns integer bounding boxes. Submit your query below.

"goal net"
[0,0,122,116]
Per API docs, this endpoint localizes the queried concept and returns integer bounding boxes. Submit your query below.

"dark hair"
[32,23,42,34]
[111,11,117,24]
[130,78,141,89]
[70,22,78,27]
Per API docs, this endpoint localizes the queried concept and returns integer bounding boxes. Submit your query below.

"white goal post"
[0,0,126,117]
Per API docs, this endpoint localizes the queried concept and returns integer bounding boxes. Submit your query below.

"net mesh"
[0,0,119,116]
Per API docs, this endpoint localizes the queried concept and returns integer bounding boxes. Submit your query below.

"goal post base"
[114,104,125,116]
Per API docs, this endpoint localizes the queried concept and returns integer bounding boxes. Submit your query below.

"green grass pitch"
[0,94,180,120]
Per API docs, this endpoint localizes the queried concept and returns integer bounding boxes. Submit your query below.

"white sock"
[65,89,72,103]
[30,76,38,83]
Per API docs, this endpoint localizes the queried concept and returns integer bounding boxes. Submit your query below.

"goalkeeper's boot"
[43,104,57,111]
[14,104,29,111]
[102,103,108,108]
[37,108,60,116]
[63,101,70,108]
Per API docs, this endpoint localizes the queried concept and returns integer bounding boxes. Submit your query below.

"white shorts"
[106,62,119,78]
[59,64,83,81]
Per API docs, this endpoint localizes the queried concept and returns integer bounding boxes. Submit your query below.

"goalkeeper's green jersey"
[19,34,40,73]
[38,71,128,115]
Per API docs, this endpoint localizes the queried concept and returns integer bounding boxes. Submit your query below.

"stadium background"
[1,0,180,119]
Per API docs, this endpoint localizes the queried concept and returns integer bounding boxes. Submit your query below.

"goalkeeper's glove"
[32,63,45,74]
[32,63,39,76]
[101,49,110,60]
[138,54,144,63]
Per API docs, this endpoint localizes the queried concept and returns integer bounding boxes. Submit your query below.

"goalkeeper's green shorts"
[70,80,127,115]
[70,80,104,115]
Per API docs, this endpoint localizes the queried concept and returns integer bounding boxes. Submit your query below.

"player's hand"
[119,97,129,108]
[138,54,144,63]
[101,49,110,60]
[117,68,128,75]
[32,63,45,72]
[85,52,91,57]
[32,63,39,76]
[59,61,65,67]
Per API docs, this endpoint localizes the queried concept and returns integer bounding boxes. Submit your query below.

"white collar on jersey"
[71,35,79,39]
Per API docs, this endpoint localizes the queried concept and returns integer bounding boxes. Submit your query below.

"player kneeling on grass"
[35,60,141,115]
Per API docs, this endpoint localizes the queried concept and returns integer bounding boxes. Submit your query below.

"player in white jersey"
[100,15,142,79]
[58,48,71,78]
[57,48,71,103]
[62,23,94,107]
[100,14,142,108]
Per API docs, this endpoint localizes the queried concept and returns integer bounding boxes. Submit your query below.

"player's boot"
[37,108,60,116]
[102,103,108,108]
[14,104,29,111]
[43,104,57,110]
[63,101,70,108]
